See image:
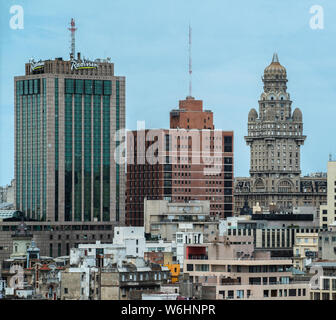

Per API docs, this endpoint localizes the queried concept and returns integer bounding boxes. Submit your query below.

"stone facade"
[234,54,327,215]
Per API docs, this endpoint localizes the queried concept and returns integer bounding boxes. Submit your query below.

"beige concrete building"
[0,179,15,206]
[293,233,318,271]
[144,199,218,242]
[222,217,322,258]
[307,262,336,300]
[320,161,336,228]
[183,237,310,300]
[60,263,170,300]
[318,229,336,261]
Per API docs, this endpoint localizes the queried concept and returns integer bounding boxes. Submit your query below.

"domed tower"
[244,53,306,205]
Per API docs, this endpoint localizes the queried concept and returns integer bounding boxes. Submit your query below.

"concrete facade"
[320,161,336,228]
[293,233,318,271]
[144,199,217,243]
[183,240,310,300]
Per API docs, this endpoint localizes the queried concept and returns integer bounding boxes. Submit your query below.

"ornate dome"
[248,108,258,121]
[264,53,287,76]
[292,108,302,121]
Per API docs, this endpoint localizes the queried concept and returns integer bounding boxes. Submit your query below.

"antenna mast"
[68,18,77,59]
[188,24,193,98]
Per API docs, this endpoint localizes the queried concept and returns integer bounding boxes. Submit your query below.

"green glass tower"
[14,55,125,225]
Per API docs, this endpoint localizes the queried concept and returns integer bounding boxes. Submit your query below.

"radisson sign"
[29,59,45,72]
[71,58,98,71]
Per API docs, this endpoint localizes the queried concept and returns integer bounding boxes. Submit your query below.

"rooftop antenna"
[187,24,193,99]
[68,18,77,59]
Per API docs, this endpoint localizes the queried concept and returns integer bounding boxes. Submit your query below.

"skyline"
[1,0,336,186]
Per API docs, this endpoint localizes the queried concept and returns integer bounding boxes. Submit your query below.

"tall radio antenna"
[188,24,193,98]
[68,18,77,59]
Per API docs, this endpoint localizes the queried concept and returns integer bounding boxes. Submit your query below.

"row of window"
[64,79,112,95]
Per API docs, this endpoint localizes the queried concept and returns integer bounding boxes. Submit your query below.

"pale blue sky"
[1,0,336,186]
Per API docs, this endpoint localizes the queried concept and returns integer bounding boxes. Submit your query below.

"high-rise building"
[14,54,125,224]
[126,96,234,226]
[0,27,127,260]
[234,54,327,214]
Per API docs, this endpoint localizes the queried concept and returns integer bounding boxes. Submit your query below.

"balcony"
[187,255,208,260]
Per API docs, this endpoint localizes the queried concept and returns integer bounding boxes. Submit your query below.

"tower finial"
[68,18,77,59]
[187,24,193,99]
[272,52,279,63]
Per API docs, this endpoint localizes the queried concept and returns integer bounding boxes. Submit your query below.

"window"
[323,278,330,290]
[332,279,336,290]
[64,288,68,294]
[186,264,194,271]
[322,292,330,300]
[237,290,244,299]
[289,289,296,297]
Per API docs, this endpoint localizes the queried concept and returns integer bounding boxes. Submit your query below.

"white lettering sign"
[9,5,24,30]
[29,59,45,72]
[71,59,98,71]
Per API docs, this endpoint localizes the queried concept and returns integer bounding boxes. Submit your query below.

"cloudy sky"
[0,0,336,186]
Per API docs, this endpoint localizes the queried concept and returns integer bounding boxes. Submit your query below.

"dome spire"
[272,52,279,63]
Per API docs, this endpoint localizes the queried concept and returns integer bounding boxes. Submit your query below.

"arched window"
[278,180,292,193]
[255,179,265,190]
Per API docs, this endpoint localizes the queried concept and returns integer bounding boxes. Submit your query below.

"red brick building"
[125,96,234,226]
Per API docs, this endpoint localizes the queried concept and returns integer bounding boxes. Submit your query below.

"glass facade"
[64,79,113,222]
[102,95,110,221]
[15,82,21,208]
[36,94,41,220]
[16,79,42,220]
[93,94,101,221]
[116,80,120,222]
[42,79,46,221]
[31,94,35,219]
[16,76,118,223]
[55,78,59,221]
[84,94,92,221]
[74,94,82,221]
[64,84,73,221]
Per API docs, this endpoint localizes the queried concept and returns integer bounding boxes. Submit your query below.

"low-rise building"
[164,263,181,283]
[60,267,99,300]
[219,216,323,258]
[307,261,336,300]
[144,199,218,243]
[318,228,336,260]
[100,260,170,300]
[319,161,336,228]
[183,237,310,300]
[144,251,173,265]
[293,233,318,271]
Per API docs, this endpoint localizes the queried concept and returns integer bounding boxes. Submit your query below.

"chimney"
[77,52,81,61]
